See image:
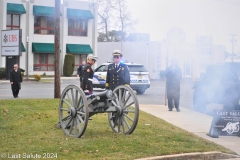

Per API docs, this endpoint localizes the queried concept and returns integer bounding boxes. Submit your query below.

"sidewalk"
[0,77,79,83]
[139,105,240,157]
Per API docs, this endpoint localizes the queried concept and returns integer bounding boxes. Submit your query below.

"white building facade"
[0,0,98,76]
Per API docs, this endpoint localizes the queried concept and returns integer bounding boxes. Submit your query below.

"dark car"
[193,62,240,113]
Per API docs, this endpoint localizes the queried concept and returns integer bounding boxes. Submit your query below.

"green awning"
[33,5,55,16]
[32,43,54,53]
[7,3,26,14]
[22,42,26,52]
[67,8,94,19]
[66,44,93,54]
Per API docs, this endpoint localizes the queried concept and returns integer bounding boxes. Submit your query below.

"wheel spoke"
[124,110,135,113]
[118,89,122,105]
[77,114,85,124]
[123,116,131,130]
[111,100,118,107]
[76,96,82,109]
[71,88,74,106]
[63,99,72,108]
[64,117,73,129]
[114,93,119,105]
[61,108,68,111]
[124,113,134,122]
[124,101,134,110]
[74,89,78,108]
[122,89,126,102]
[117,118,121,132]
[74,118,77,136]
[121,117,126,133]
[123,93,131,106]
[66,92,73,106]
[69,119,74,134]
[61,115,71,122]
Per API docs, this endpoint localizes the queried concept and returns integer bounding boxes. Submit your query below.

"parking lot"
[0,78,194,110]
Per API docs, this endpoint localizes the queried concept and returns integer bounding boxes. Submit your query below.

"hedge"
[0,68,6,79]
[63,54,75,77]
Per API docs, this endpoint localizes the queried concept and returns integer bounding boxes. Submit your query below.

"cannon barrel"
[86,90,113,100]
[89,96,100,104]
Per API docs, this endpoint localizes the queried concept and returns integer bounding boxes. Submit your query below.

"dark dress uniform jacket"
[106,63,130,90]
[10,69,22,90]
[77,64,85,82]
[165,65,182,99]
[81,63,94,91]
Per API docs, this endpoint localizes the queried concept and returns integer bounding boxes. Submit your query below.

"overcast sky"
[126,0,240,53]
[70,0,240,53]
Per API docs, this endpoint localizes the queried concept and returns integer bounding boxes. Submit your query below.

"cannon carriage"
[58,85,139,138]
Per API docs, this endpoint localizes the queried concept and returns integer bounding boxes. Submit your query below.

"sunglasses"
[114,56,120,59]
[92,59,96,63]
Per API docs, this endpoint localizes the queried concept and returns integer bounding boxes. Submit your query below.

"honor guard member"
[81,54,98,95]
[105,50,130,90]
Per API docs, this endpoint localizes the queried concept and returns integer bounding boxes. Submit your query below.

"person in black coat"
[81,55,98,95]
[165,59,182,112]
[105,50,130,90]
[77,60,86,87]
[10,64,22,98]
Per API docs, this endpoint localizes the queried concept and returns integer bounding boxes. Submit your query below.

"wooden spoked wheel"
[59,85,89,138]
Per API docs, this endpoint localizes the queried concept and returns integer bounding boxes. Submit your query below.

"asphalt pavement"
[0,77,239,159]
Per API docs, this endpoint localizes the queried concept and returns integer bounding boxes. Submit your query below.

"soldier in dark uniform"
[105,50,130,90]
[164,58,182,112]
[81,55,98,95]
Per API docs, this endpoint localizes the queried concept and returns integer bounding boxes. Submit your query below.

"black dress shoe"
[168,109,172,111]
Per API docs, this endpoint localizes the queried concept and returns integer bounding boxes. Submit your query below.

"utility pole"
[54,0,61,98]
[229,34,237,62]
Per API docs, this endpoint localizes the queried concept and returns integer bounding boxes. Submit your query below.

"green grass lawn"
[0,99,234,160]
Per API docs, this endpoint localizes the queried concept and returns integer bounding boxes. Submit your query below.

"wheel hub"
[115,105,123,116]
[68,107,77,117]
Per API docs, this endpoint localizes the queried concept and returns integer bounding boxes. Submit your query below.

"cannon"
[58,85,139,138]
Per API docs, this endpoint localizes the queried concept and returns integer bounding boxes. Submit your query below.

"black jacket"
[77,64,85,77]
[10,69,22,90]
[165,65,182,99]
[106,63,130,90]
[81,63,94,91]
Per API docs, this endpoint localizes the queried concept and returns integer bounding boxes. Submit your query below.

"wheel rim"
[108,85,139,134]
[59,85,89,138]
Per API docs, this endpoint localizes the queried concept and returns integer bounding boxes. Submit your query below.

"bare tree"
[97,0,137,42]
[97,0,114,42]
[113,0,137,41]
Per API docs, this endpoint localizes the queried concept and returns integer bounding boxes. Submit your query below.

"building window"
[34,16,54,35]
[68,19,88,36]
[74,54,87,70]
[6,14,20,29]
[34,54,54,71]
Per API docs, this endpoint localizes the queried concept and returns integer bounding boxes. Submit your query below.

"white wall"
[97,42,226,79]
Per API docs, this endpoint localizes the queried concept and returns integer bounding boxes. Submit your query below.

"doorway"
[6,56,19,80]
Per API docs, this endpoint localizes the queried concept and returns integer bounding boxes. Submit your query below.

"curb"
[135,151,240,160]
[0,77,79,83]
